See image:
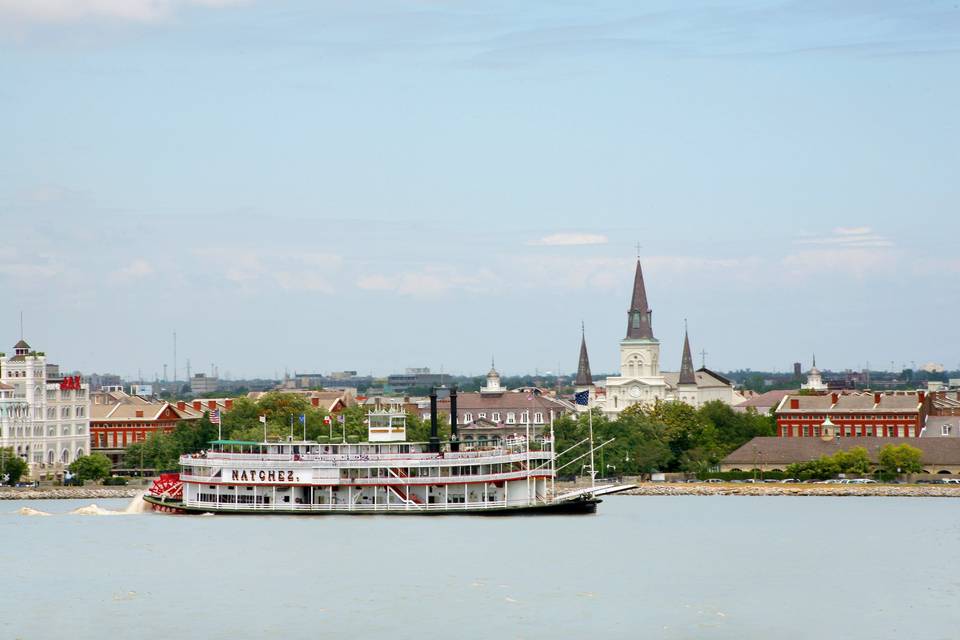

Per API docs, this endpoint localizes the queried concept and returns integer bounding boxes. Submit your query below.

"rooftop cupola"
[13,339,30,356]
[481,357,504,395]
[625,260,654,340]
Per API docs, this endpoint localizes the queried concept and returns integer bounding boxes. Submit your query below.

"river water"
[2,495,958,639]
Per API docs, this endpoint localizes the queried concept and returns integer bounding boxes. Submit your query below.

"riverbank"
[617,483,960,497]
[0,486,143,500]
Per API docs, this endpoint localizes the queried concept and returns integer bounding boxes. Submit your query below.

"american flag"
[210,409,220,424]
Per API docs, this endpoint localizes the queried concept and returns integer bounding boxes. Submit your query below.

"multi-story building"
[90,390,202,466]
[190,373,219,395]
[0,339,91,478]
[432,365,572,446]
[774,391,927,438]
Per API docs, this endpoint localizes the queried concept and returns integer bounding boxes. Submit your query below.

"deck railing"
[180,498,533,512]
[182,450,551,469]
[179,468,552,486]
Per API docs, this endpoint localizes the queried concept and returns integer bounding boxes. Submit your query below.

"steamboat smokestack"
[450,385,460,452]
[428,387,440,453]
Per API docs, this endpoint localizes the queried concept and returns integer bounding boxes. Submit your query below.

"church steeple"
[679,322,696,385]
[575,323,593,387]
[625,259,654,339]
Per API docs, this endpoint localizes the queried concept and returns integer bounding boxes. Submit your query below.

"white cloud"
[781,248,895,278]
[357,266,499,298]
[795,226,893,249]
[196,248,341,293]
[528,233,609,247]
[0,249,64,282]
[0,0,248,24]
[110,259,154,284]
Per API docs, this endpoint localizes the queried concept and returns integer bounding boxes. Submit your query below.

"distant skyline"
[2,1,959,379]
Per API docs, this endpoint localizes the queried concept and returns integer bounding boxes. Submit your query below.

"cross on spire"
[700,349,708,368]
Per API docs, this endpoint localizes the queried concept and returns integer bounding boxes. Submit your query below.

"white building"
[800,357,828,391]
[0,339,91,478]
[584,260,741,416]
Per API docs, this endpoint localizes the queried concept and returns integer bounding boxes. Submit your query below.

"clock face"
[629,385,641,398]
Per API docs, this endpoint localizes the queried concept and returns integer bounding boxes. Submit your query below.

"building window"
[942,425,952,436]
[506,412,515,424]
[492,412,501,422]
[464,413,473,423]
[534,412,544,424]
[478,413,486,420]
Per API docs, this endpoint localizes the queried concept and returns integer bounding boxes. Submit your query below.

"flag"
[337,414,345,424]
[259,415,267,424]
[299,414,306,425]
[210,409,220,425]
[323,415,332,426]
[574,390,590,406]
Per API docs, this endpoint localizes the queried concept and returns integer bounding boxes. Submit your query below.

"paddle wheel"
[148,473,184,513]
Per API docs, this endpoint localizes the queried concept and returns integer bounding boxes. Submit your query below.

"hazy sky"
[1,0,958,380]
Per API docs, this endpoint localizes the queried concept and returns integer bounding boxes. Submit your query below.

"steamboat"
[144,388,631,515]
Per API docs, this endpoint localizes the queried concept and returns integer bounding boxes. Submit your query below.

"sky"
[1,0,958,380]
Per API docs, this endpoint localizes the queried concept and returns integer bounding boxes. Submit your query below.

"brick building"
[774,391,927,439]
[90,390,202,465]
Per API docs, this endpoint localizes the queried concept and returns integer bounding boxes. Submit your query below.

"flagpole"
[217,411,221,441]
[549,412,555,501]
[302,414,306,441]
[588,407,595,489]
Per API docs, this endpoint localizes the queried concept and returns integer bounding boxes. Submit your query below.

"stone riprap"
[617,483,960,497]
[0,487,142,500]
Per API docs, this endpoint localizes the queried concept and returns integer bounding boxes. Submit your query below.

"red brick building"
[774,391,928,439]
[90,390,204,465]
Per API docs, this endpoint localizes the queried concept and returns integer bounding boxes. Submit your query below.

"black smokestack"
[450,385,460,452]
[428,387,440,453]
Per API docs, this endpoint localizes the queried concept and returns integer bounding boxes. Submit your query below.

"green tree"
[69,453,113,481]
[786,446,872,480]
[878,443,923,475]
[0,448,29,485]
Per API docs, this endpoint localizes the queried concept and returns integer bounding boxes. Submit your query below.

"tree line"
[552,401,776,476]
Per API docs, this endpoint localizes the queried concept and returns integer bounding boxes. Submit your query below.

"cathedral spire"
[679,321,696,385]
[575,322,593,387]
[625,259,654,339]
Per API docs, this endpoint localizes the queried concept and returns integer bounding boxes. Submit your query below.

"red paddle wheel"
[148,473,184,512]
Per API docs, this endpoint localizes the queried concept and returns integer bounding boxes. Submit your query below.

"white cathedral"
[574,260,744,417]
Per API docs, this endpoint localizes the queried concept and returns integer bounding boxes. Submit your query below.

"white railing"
[200,446,550,463]
[179,469,553,486]
[182,499,526,512]
[182,450,550,470]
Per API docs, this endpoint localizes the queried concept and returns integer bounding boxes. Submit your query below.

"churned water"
[1,495,958,639]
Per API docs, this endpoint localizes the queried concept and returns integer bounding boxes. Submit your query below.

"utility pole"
[173,331,177,387]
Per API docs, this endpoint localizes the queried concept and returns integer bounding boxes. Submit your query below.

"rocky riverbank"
[0,486,143,500]
[616,483,960,498]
